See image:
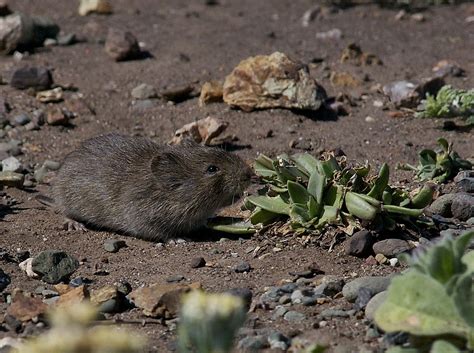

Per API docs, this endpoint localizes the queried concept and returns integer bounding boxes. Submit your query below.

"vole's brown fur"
[53,133,253,241]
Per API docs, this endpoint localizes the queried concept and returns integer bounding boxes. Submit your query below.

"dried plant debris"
[416,85,474,125]
[374,230,474,353]
[398,138,472,183]
[245,152,433,234]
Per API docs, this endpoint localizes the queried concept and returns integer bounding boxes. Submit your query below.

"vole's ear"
[150,151,181,175]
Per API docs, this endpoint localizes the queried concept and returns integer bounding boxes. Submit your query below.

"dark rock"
[69,276,91,287]
[0,269,10,291]
[428,193,456,217]
[284,310,306,322]
[3,314,22,333]
[10,66,53,91]
[451,193,474,221]
[115,279,132,295]
[31,250,79,284]
[372,239,411,257]
[161,85,194,103]
[234,261,251,273]
[104,28,140,61]
[342,276,392,302]
[432,60,465,78]
[344,230,373,257]
[237,335,269,351]
[354,287,372,310]
[455,172,474,193]
[46,107,69,126]
[12,113,30,126]
[227,287,252,310]
[103,239,126,253]
[189,257,206,268]
[279,283,297,293]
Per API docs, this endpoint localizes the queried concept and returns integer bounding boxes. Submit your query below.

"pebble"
[46,107,69,126]
[456,177,474,193]
[131,99,155,112]
[354,287,372,310]
[0,171,24,188]
[316,28,342,40]
[320,308,355,319]
[79,0,113,16]
[451,193,474,221]
[365,116,375,123]
[189,257,206,268]
[105,28,140,61]
[389,258,399,267]
[198,80,223,106]
[365,291,388,320]
[344,230,373,257]
[10,66,53,91]
[19,258,39,278]
[131,83,157,100]
[301,296,318,306]
[290,289,305,304]
[279,283,297,293]
[375,253,388,265]
[268,332,290,350]
[279,294,291,304]
[237,336,269,351]
[1,156,22,173]
[12,113,31,126]
[428,193,456,216]
[372,239,411,257]
[284,310,306,322]
[41,289,59,298]
[166,275,185,283]
[0,269,10,291]
[43,160,60,170]
[57,33,77,46]
[342,276,392,302]
[31,250,79,284]
[234,261,251,273]
[272,305,288,319]
[103,239,126,253]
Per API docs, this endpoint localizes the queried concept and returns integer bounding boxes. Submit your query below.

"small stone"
[268,332,290,350]
[131,99,155,112]
[31,250,79,284]
[131,83,157,100]
[161,85,195,103]
[10,66,53,91]
[69,277,88,287]
[383,81,418,108]
[302,296,317,306]
[105,28,140,61]
[46,107,69,126]
[190,257,206,268]
[0,269,10,291]
[237,336,269,351]
[467,217,474,225]
[56,285,88,307]
[354,287,372,310]
[279,294,291,304]
[90,285,121,313]
[12,113,30,126]
[2,156,22,172]
[272,305,288,319]
[372,239,412,257]
[301,5,320,27]
[103,239,126,253]
[344,230,373,257]
[199,80,223,106]
[428,193,456,216]
[279,283,297,293]
[330,71,361,88]
[0,171,24,188]
[316,28,342,40]
[234,261,251,273]
[455,177,474,193]
[43,38,57,47]
[57,33,77,46]
[375,253,388,264]
[365,116,375,123]
[319,308,355,318]
[36,87,63,103]
[432,59,464,78]
[7,290,47,322]
[284,310,306,322]
[19,258,39,278]
[411,13,425,22]
[389,258,399,267]
[342,276,392,302]
[79,0,113,16]
[166,275,185,283]
[4,315,22,333]
[340,43,382,66]
[170,116,228,145]
[128,282,201,318]
[365,291,388,320]
[41,289,59,298]
[223,52,326,111]
[451,193,474,221]
[43,160,61,170]
[227,287,252,310]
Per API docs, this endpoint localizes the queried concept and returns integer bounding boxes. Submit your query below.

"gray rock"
[1,156,22,172]
[103,239,126,253]
[57,33,77,46]
[234,261,251,273]
[41,289,59,298]
[467,217,474,225]
[451,193,474,221]
[261,287,281,304]
[354,287,373,310]
[31,250,79,284]
[383,81,418,108]
[43,160,60,171]
[302,296,318,306]
[0,269,10,292]
[10,66,53,91]
[104,28,140,61]
[320,308,355,318]
[189,257,206,268]
[428,193,457,216]
[344,229,373,257]
[279,283,297,293]
[227,287,252,311]
[272,305,288,319]
[313,276,345,297]
[342,276,392,302]
[372,239,411,257]
[365,291,388,320]
[131,83,157,100]
[290,289,304,304]
[0,13,59,54]
[456,177,474,193]
[268,332,290,350]
[12,113,30,126]
[237,336,269,351]
[166,275,185,283]
[284,310,306,322]
[278,294,291,304]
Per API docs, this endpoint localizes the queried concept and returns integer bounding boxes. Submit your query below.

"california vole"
[52,133,253,241]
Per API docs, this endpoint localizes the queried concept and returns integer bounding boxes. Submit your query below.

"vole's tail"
[35,195,55,208]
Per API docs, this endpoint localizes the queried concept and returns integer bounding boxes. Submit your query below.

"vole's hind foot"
[63,218,88,232]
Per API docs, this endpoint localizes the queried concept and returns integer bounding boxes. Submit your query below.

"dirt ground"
[1,1,473,352]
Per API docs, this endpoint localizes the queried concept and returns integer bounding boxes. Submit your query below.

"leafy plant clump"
[374,230,474,353]
[398,138,472,183]
[416,85,474,125]
[244,152,434,233]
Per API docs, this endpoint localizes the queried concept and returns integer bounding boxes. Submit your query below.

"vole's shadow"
[185,227,253,242]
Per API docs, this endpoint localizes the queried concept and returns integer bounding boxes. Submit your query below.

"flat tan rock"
[170,116,229,145]
[223,52,326,112]
[199,80,223,106]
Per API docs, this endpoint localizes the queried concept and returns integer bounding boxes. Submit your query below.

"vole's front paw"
[63,218,88,232]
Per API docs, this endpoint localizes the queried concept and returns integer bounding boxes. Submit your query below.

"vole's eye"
[206,165,219,174]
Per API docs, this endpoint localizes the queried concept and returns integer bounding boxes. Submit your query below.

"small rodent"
[51,133,253,241]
